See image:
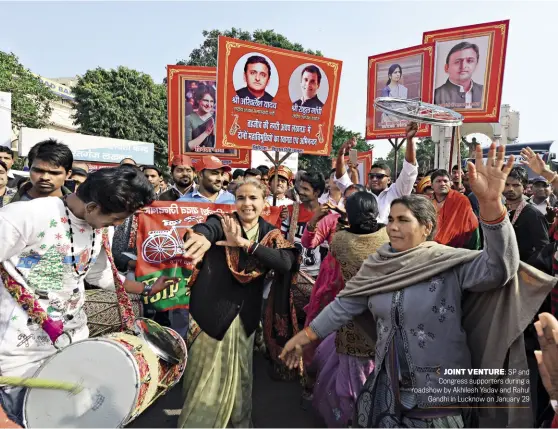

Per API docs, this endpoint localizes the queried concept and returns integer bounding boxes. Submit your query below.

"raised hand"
[535,313,558,400]
[216,214,251,248]
[406,121,418,140]
[520,147,548,176]
[467,143,514,204]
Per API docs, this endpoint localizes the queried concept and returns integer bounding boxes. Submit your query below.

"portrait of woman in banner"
[375,56,422,130]
[185,83,217,152]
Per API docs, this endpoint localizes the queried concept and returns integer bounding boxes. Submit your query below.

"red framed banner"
[366,44,434,140]
[423,20,510,123]
[167,65,251,168]
[215,36,342,156]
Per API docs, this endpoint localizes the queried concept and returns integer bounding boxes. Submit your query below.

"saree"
[433,190,479,249]
[338,238,556,427]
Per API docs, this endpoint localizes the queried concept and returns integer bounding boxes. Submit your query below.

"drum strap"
[0,229,136,345]
[101,230,135,332]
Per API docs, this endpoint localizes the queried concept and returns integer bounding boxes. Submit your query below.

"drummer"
[0,167,177,426]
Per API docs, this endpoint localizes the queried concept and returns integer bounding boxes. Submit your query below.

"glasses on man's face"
[369,173,388,180]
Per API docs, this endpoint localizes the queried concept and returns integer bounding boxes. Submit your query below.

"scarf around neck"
[338,240,555,427]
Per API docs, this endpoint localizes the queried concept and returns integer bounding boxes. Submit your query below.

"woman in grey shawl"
[280,144,556,428]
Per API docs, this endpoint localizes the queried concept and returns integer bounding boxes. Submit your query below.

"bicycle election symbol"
[142,217,203,264]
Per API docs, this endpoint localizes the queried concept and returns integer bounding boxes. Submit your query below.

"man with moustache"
[159,155,196,201]
[10,140,73,203]
[178,156,235,204]
[434,41,484,109]
[430,169,479,249]
[236,56,274,102]
[504,167,549,262]
[292,65,324,109]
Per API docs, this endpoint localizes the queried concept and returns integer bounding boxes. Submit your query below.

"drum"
[23,333,159,428]
[84,289,143,337]
[158,327,187,390]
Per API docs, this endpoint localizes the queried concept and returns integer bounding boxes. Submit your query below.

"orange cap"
[269,165,293,182]
[196,155,232,173]
[171,154,193,167]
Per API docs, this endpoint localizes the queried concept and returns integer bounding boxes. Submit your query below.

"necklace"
[63,198,96,279]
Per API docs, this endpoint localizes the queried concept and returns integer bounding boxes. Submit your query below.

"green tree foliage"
[72,67,169,171]
[181,28,365,175]
[298,125,372,175]
[178,28,322,66]
[384,137,471,177]
[0,51,56,129]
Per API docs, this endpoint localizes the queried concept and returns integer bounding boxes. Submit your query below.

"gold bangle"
[304,326,316,342]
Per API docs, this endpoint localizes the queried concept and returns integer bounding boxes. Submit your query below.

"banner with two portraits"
[366,20,510,140]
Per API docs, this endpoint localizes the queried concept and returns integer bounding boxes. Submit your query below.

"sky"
[1,1,557,159]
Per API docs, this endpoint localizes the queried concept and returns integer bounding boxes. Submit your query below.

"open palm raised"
[467,143,514,203]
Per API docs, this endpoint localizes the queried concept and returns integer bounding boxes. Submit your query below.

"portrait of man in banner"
[234,54,276,102]
[433,37,489,110]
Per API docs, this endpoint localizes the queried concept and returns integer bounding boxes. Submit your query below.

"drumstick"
[0,376,83,393]
[0,376,94,418]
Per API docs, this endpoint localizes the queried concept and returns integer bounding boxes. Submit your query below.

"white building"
[36,75,79,133]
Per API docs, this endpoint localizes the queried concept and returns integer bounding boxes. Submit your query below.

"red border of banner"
[366,44,434,140]
[423,20,510,123]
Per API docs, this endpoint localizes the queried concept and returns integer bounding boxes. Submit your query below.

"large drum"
[84,289,143,337]
[23,325,187,428]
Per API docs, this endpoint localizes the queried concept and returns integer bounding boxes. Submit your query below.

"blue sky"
[1,1,556,158]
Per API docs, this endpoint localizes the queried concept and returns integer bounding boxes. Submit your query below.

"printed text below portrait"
[366,44,434,140]
[166,65,251,168]
[423,20,509,123]
[215,36,343,156]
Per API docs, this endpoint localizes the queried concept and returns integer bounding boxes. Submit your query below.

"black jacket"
[189,214,297,340]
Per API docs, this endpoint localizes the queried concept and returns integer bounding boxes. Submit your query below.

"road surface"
[129,354,316,428]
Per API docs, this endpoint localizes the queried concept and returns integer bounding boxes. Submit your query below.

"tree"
[182,28,361,176]
[178,28,322,66]
[415,137,469,174]
[384,147,405,177]
[298,125,372,175]
[0,51,56,129]
[72,67,169,171]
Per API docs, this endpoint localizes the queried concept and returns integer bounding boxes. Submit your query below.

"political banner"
[423,20,509,123]
[135,201,281,311]
[166,65,251,168]
[366,44,434,140]
[215,36,342,156]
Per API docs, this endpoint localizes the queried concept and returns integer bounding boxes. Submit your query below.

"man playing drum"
[0,167,176,426]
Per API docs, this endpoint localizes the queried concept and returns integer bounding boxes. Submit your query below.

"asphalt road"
[129,354,316,428]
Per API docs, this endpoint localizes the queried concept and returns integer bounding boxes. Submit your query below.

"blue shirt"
[178,188,236,204]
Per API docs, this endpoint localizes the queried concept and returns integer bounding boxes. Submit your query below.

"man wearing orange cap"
[160,155,196,201]
[267,165,294,207]
[178,156,235,204]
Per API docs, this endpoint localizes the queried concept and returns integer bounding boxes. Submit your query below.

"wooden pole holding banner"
[388,138,407,180]
[262,151,291,206]
[448,127,456,173]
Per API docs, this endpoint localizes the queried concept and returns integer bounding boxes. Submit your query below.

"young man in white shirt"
[334,122,418,224]
[0,167,175,426]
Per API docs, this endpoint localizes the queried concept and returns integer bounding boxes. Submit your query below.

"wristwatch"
[141,282,153,297]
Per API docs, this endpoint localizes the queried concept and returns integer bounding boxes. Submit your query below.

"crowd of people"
[2,124,558,428]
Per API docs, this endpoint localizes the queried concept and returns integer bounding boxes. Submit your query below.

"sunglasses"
[368,173,389,180]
